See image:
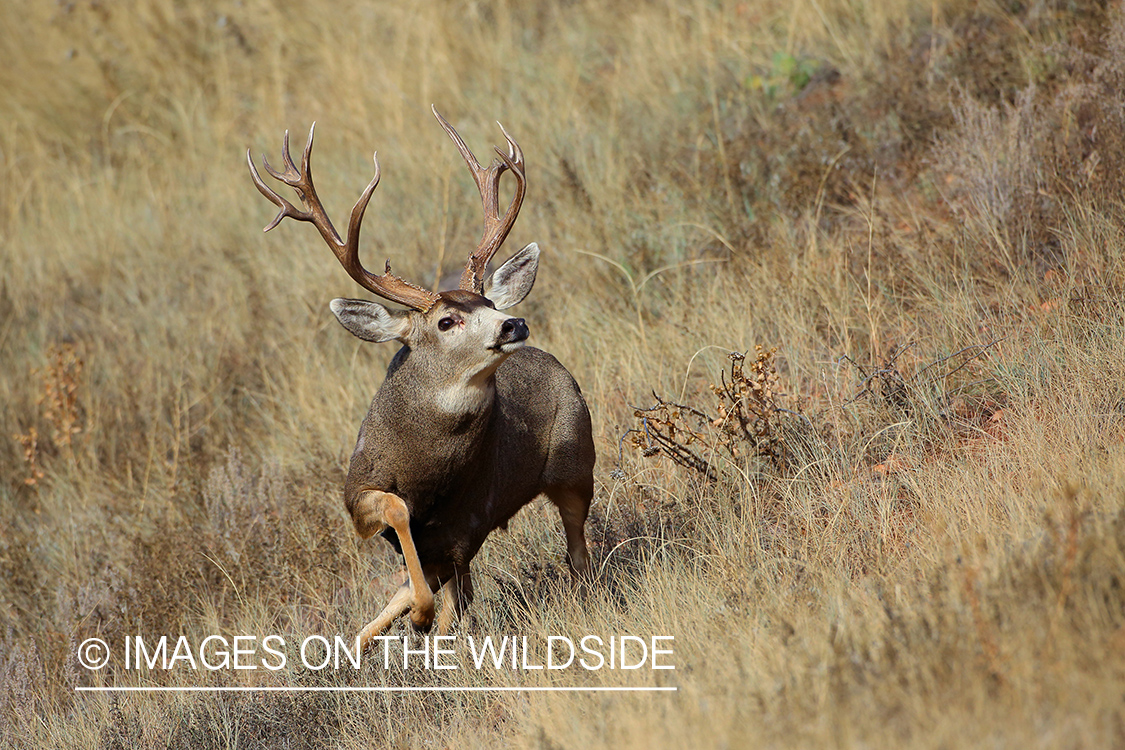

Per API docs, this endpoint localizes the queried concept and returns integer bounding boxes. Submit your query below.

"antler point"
[263,210,285,233]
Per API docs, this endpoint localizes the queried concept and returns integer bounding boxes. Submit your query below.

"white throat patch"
[434,376,496,416]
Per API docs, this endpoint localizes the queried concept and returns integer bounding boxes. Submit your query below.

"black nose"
[500,317,529,343]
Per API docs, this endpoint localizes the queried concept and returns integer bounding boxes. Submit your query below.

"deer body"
[249,109,594,646]
[347,342,594,577]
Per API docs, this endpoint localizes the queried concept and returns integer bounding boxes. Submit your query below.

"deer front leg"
[358,583,412,651]
[352,489,436,636]
[436,567,474,635]
[548,488,592,583]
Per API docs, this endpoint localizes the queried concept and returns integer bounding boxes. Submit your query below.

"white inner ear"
[486,242,540,310]
[329,298,411,343]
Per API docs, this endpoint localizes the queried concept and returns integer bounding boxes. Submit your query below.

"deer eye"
[438,317,457,332]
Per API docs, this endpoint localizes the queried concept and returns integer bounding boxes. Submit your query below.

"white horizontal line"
[76,686,676,693]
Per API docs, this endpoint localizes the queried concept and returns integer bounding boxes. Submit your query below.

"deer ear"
[330,298,412,343]
[485,242,540,310]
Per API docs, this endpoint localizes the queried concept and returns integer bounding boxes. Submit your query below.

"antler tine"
[496,120,524,171]
[431,106,527,294]
[248,129,310,233]
[247,125,440,312]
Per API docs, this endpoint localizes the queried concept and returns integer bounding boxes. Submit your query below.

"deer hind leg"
[547,488,592,582]
[352,489,436,639]
[436,567,474,635]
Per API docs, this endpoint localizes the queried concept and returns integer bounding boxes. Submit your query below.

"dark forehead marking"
[437,289,495,312]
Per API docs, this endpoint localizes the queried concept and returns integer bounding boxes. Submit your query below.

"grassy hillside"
[2,0,1124,746]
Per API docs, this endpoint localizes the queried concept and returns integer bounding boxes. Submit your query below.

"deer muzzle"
[496,317,529,351]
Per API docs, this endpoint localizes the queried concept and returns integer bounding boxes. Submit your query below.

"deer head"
[246,107,539,395]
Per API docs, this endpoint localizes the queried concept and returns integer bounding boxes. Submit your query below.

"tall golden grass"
[2,0,1124,746]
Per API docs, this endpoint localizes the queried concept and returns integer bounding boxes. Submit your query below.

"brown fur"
[342,291,595,641]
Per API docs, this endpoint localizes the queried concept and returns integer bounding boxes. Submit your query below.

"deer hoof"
[410,606,435,632]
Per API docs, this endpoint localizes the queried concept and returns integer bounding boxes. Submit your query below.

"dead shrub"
[12,342,85,487]
[628,347,810,481]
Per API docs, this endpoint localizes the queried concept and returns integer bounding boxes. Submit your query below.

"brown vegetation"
[2,0,1124,746]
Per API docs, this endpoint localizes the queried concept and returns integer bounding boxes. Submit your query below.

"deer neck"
[382,347,504,426]
[433,367,498,417]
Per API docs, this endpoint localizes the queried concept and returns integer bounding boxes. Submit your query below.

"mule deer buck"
[247,107,595,647]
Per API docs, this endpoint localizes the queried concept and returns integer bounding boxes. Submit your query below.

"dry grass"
[2,0,1125,746]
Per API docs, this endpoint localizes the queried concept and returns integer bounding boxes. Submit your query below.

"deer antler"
[247,124,441,312]
[432,106,526,294]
